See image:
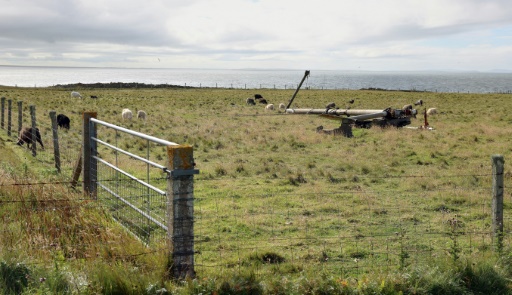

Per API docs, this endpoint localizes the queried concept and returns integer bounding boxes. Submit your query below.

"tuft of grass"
[0,260,30,294]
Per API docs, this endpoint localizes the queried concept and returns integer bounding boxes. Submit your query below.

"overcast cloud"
[0,0,511,71]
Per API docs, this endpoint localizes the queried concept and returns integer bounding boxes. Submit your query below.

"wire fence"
[0,97,82,179]
[0,169,504,278]
[0,99,177,246]
[192,174,501,277]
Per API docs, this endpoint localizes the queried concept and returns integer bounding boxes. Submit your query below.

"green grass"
[1,86,512,293]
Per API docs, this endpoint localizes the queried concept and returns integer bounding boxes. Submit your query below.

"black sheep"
[17,127,44,149]
[246,97,256,105]
[57,114,70,129]
[325,102,336,109]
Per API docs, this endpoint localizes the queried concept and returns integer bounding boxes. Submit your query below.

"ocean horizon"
[1,65,511,94]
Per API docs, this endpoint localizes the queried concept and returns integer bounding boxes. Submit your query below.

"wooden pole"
[492,154,504,252]
[82,112,98,199]
[49,111,61,173]
[286,70,310,109]
[71,147,82,189]
[17,101,23,135]
[1,97,5,129]
[30,105,36,157]
[166,144,198,280]
[7,99,12,137]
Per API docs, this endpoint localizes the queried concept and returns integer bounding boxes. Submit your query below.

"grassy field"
[1,85,512,294]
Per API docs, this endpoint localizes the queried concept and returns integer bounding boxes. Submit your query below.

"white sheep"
[71,91,82,98]
[122,108,133,121]
[265,104,275,111]
[278,103,286,111]
[426,108,438,115]
[137,110,147,120]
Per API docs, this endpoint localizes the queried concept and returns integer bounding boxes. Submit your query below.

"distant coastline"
[0,66,511,93]
[43,82,434,93]
[48,82,192,89]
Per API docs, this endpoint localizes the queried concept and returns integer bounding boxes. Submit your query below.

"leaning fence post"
[166,144,198,280]
[82,112,98,199]
[71,147,82,190]
[1,97,5,129]
[30,105,37,157]
[7,99,12,137]
[49,111,61,173]
[492,154,504,252]
[17,101,23,135]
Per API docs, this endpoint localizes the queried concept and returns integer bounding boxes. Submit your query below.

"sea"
[0,65,511,94]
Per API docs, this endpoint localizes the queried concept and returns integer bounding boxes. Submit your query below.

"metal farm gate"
[82,112,198,279]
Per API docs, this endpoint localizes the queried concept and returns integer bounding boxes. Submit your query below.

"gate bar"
[90,118,178,146]
[92,136,168,171]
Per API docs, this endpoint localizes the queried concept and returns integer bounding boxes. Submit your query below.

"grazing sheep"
[122,108,133,121]
[348,99,355,104]
[259,99,268,104]
[246,97,256,105]
[71,91,82,98]
[254,94,263,99]
[56,113,70,129]
[414,99,423,106]
[325,102,336,109]
[17,127,44,149]
[265,104,275,111]
[402,104,413,111]
[90,95,98,99]
[137,110,147,120]
[426,108,438,115]
[278,103,286,111]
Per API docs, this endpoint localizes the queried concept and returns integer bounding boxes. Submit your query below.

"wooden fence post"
[166,144,198,280]
[492,154,504,252]
[17,101,23,135]
[1,97,5,129]
[30,105,37,157]
[71,147,82,190]
[7,99,12,137]
[82,112,98,199]
[49,111,61,173]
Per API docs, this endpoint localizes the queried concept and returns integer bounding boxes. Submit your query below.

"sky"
[0,0,511,72]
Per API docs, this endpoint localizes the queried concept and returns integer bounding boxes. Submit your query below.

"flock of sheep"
[16,91,437,150]
[71,91,147,121]
[245,94,438,116]
[122,108,147,121]
[246,94,286,112]
[16,91,147,150]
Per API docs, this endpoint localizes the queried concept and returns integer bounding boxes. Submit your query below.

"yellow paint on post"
[167,144,194,170]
